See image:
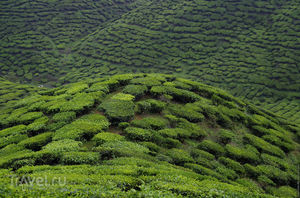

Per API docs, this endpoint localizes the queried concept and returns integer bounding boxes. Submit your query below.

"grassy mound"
[0,74,299,197]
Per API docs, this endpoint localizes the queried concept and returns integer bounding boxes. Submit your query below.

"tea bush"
[124,127,154,142]
[218,157,245,175]
[244,134,285,157]
[43,139,82,153]
[136,99,166,113]
[99,99,135,122]
[166,148,194,165]
[92,132,125,146]
[198,140,225,156]
[61,152,99,165]
[18,132,53,150]
[168,104,204,122]
[52,111,76,123]
[123,85,148,99]
[131,117,168,130]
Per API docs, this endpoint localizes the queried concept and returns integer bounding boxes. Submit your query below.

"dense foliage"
[0,0,299,124]
[0,74,299,197]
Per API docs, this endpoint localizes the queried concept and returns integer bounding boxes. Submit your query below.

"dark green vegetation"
[1,0,300,124]
[0,74,299,197]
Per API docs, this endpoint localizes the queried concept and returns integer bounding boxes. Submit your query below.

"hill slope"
[1,0,299,124]
[0,74,299,197]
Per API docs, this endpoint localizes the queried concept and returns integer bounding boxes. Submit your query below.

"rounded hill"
[0,74,299,197]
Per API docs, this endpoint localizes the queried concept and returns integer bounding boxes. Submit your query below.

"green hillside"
[1,0,299,124]
[0,74,299,197]
[0,0,150,83]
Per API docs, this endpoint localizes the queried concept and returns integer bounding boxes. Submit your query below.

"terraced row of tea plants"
[0,74,299,197]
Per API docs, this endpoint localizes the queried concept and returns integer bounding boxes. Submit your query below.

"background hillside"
[0,0,299,123]
[0,74,299,197]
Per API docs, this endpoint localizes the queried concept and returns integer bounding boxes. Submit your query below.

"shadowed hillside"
[0,74,299,197]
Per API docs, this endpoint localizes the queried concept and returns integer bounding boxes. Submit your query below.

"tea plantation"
[0,74,299,197]
[1,0,300,124]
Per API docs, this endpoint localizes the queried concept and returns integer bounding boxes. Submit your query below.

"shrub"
[111,93,135,101]
[131,117,168,130]
[244,163,261,178]
[166,87,201,103]
[195,157,216,169]
[99,99,135,122]
[184,163,223,180]
[225,144,260,164]
[59,92,95,112]
[136,99,166,113]
[88,83,110,93]
[176,119,207,139]
[53,114,110,141]
[123,85,148,98]
[18,112,44,124]
[0,144,24,157]
[198,140,225,156]
[124,127,153,142]
[218,157,245,174]
[0,125,27,138]
[219,129,235,144]
[190,149,215,160]
[94,141,150,160]
[244,134,285,157]
[27,116,49,133]
[0,150,34,168]
[271,186,298,198]
[262,135,295,152]
[52,112,76,123]
[92,132,125,146]
[131,77,162,87]
[0,134,28,149]
[43,139,82,153]
[261,153,289,170]
[140,142,161,153]
[61,152,99,165]
[168,104,204,122]
[257,165,289,185]
[158,128,193,140]
[236,178,263,193]
[18,132,53,150]
[159,137,182,149]
[215,165,238,180]
[257,175,276,186]
[166,148,194,165]
[65,83,88,95]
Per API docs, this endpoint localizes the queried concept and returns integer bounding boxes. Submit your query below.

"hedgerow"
[52,111,76,123]
[43,139,82,153]
[198,140,225,156]
[136,99,166,113]
[124,127,154,142]
[225,144,260,164]
[244,134,285,157]
[168,104,205,123]
[131,117,168,130]
[99,99,135,122]
[61,152,99,165]
[94,141,150,160]
[18,132,53,150]
[166,148,194,165]
[123,85,148,99]
[218,157,245,175]
[92,132,125,146]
